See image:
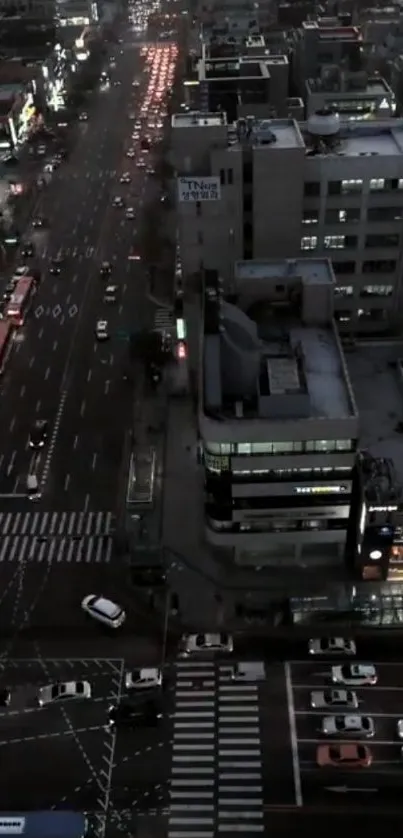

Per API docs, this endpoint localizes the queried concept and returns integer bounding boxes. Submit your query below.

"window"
[305,439,353,453]
[369,178,385,191]
[367,206,403,223]
[360,284,393,297]
[301,236,317,251]
[341,179,363,194]
[243,161,252,183]
[325,208,360,224]
[327,181,341,195]
[363,259,396,274]
[332,260,356,275]
[196,201,201,217]
[197,231,203,245]
[237,443,252,454]
[302,210,319,225]
[304,181,320,196]
[219,169,225,186]
[272,442,294,453]
[334,285,353,296]
[243,193,252,212]
[325,235,357,249]
[227,168,233,185]
[324,235,345,249]
[365,233,399,248]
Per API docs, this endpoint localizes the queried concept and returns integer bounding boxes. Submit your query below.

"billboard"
[178,176,221,202]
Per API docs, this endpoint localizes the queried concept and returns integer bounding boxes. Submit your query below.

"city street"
[0,31,163,514]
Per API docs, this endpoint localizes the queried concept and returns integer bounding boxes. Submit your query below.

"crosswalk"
[169,660,264,838]
[0,511,115,564]
[154,307,174,333]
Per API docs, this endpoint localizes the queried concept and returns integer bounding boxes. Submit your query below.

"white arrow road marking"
[34,306,44,318]
[52,305,62,318]
[68,304,78,317]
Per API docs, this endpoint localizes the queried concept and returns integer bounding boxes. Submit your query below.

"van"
[231,662,265,682]
[26,474,40,501]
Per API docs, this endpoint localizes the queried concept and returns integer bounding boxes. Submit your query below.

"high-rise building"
[172,111,403,335]
[199,257,358,574]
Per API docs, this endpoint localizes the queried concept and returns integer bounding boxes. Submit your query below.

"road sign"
[34,305,44,319]
[52,305,62,318]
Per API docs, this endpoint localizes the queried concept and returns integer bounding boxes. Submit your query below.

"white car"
[125,667,162,690]
[95,320,109,340]
[181,632,234,655]
[81,595,126,628]
[320,715,374,738]
[126,208,135,219]
[397,719,403,739]
[112,196,124,207]
[13,265,29,279]
[331,664,377,686]
[308,637,356,656]
[38,681,91,706]
[104,285,117,303]
[310,689,359,709]
[126,149,135,158]
[120,173,131,183]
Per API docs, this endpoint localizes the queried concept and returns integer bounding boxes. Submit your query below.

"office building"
[291,18,363,97]
[306,69,395,120]
[172,110,403,335]
[199,257,359,573]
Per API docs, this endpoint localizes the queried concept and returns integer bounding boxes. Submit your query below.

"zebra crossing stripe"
[0,510,114,537]
[0,534,113,564]
[154,308,174,332]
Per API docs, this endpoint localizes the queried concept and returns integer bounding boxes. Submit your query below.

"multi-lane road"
[0,33,168,516]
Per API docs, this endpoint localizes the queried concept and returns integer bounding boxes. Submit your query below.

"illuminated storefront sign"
[59,16,90,25]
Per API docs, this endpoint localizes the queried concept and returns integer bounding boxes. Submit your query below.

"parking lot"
[0,657,172,828]
[290,660,403,800]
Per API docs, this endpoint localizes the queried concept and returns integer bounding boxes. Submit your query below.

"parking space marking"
[293,684,403,692]
[285,662,302,807]
[0,724,105,746]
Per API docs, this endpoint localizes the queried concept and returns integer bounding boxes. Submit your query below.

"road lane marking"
[64,474,70,491]
[285,661,303,807]
[92,453,98,470]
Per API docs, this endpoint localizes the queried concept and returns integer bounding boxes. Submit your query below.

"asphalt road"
[0,31,162,513]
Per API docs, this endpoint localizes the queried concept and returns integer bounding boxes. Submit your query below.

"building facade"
[172,111,403,335]
[199,257,359,571]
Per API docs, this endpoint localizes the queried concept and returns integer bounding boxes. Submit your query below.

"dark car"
[0,689,10,708]
[21,242,35,257]
[29,419,48,449]
[32,216,47,228]
[100,261,112,276]
[108,700,162,729]
[49,256,64,275]
[129,563,167,588]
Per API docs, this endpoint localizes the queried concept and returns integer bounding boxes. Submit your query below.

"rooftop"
[300,117,403,157]
[172,111,227,128]
[307,73,392,96]
[346,342,403,490]
[200,58,266,79]
[202,260,355,424]
[235,258,334,284]
[227,117,305,149]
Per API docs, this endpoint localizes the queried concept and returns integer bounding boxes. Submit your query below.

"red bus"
[0,320,14,374]
[4,275,36,326]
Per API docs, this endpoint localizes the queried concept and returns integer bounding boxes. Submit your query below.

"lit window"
[334,286,353,296]
[369,178,385,191]
[302,211,319,225]
[360,284,393,297]
[341,179,363,194]
[301,236,317,251]
[324,235,345,249]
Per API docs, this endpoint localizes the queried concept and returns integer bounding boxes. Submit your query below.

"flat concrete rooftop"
[172,111,227,128]
[346,341,403,486]
[235,258,334,285]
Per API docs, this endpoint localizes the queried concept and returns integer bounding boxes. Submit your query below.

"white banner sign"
[178,176,221,203]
